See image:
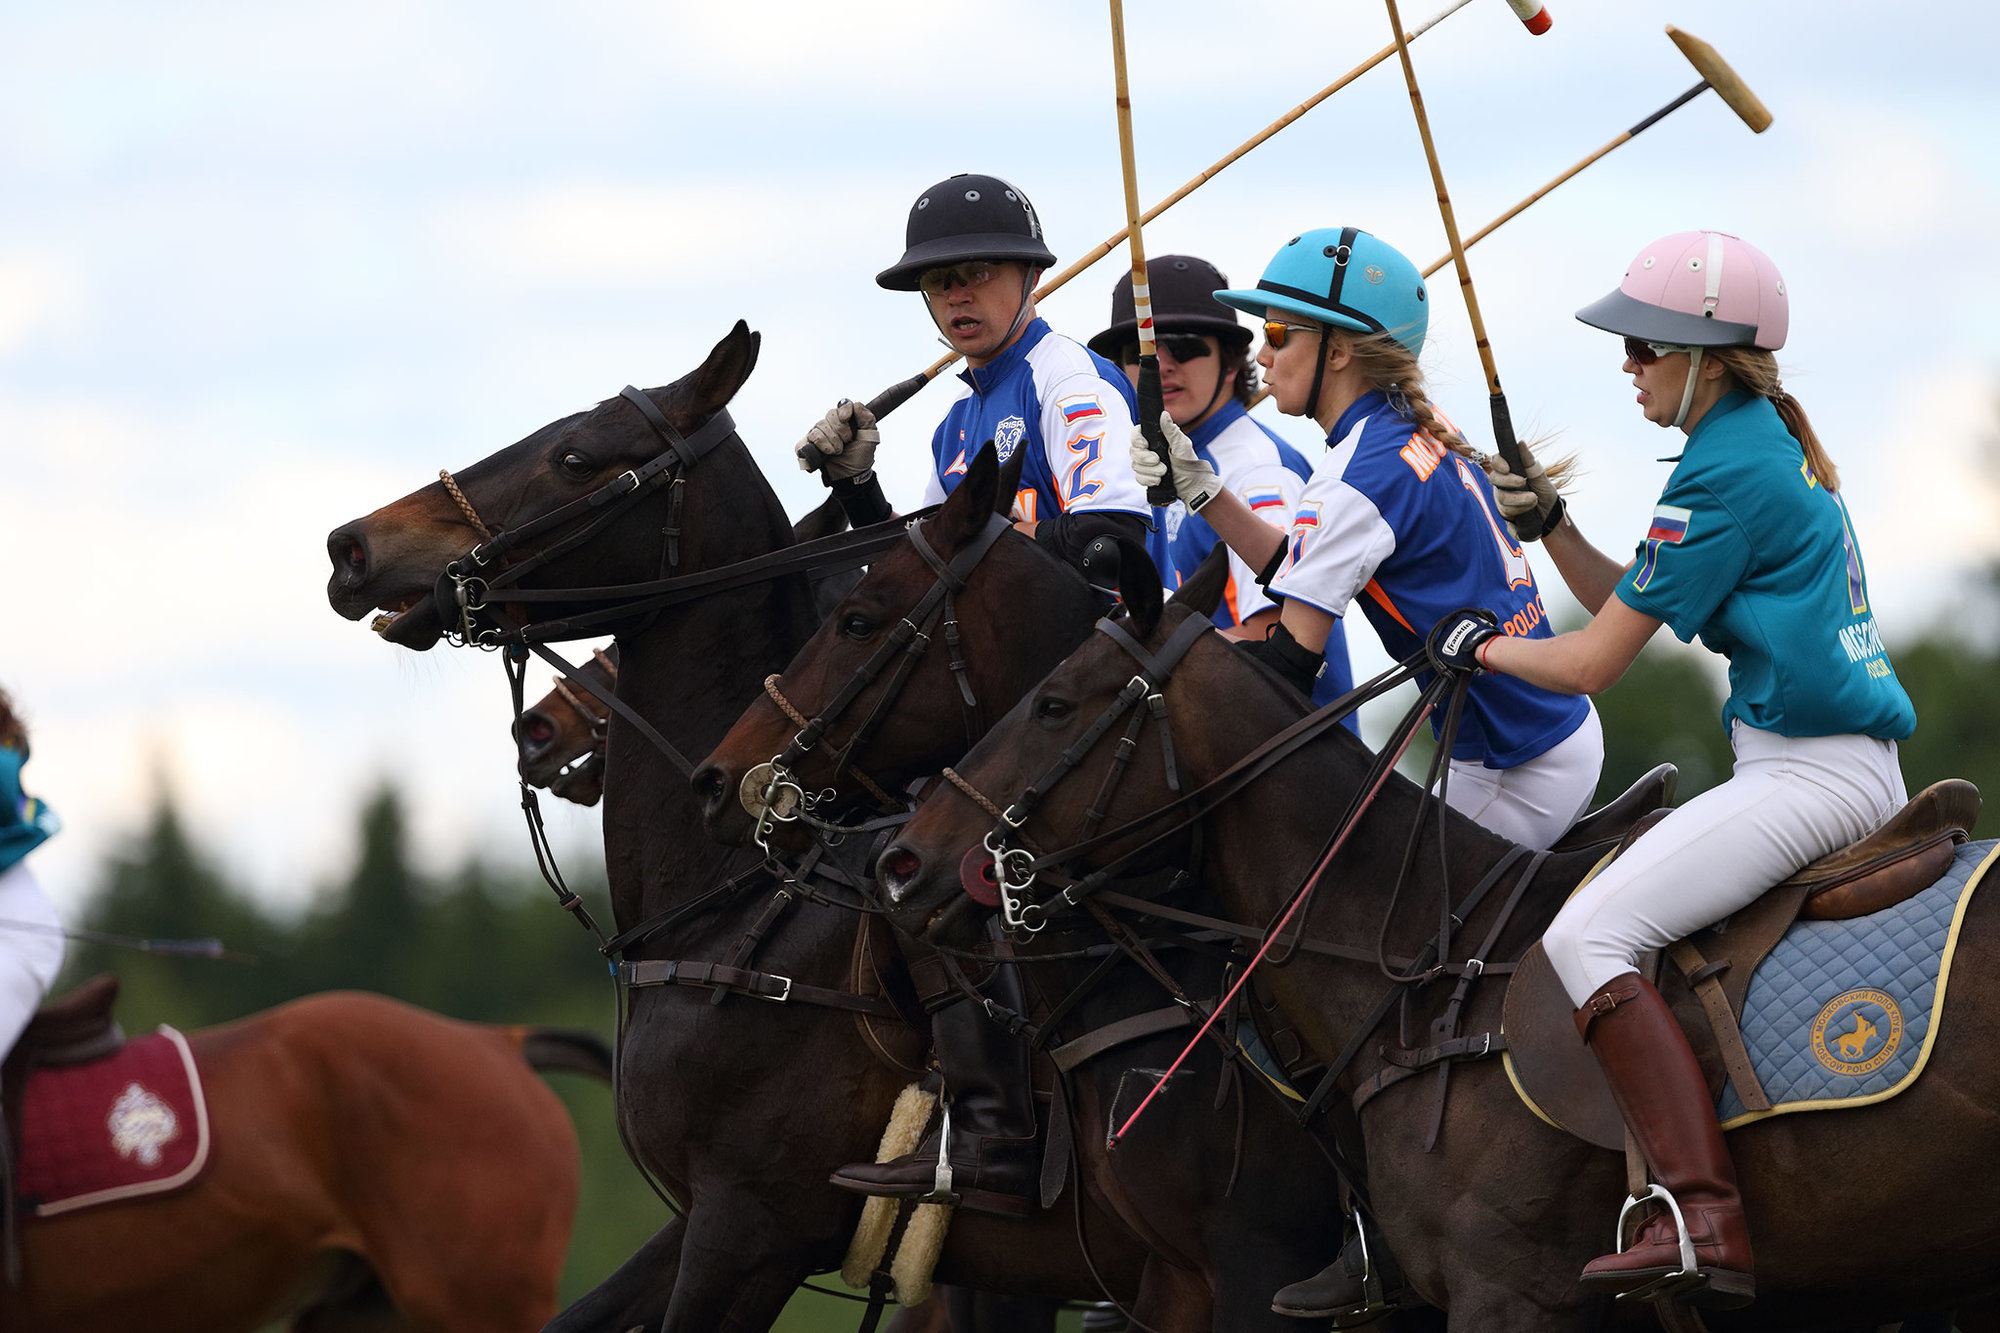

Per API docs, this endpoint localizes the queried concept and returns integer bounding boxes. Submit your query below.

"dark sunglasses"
[1623,336,1689,366]
[1120,332,1214,365]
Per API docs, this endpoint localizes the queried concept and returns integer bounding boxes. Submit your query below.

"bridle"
[745,510,1012,850]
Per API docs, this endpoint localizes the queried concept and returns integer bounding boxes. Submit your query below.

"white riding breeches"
[0,860,64,1057]
[1442,702,1604,852]
[1544,721,1908,1007]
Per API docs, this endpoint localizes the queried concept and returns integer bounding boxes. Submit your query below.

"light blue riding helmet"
[1213,226,1429,357]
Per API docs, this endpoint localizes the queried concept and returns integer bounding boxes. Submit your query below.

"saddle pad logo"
[993,415,1028,463]
[1809,988,1902,1077]
[107,1081,181,1167]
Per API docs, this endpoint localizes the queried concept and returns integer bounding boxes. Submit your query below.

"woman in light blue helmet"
[0,686,64,1056]
[1134,227,1603,852]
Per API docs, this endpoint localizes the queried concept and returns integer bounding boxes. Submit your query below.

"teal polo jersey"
[1614,390,1915,742]
[0,741,58,874]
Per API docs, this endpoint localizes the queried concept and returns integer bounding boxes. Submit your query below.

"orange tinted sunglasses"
[1263,320,1318,349]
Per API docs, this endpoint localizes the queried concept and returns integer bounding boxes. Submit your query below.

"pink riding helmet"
[1575,231,1788,351]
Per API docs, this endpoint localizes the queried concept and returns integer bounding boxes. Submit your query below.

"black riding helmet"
[877,174,1058,291]
[1086,255,1251,360]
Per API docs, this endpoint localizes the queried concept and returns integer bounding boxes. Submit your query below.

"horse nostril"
[880,846,922,885]
[328,529,369,585]
[518,713,556,759]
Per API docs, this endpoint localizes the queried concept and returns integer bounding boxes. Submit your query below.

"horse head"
[514,647,618,806]
[872,540,1244,947]
[326,322,773,650]
[692,441,1106,848]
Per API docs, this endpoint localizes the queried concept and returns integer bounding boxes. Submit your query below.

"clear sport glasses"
[1623,336,1691,366]
[1263,320,1318,349]
[918,261,1001,297]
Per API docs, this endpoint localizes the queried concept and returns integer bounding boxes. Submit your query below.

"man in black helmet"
[798,173,1155,570]
[1088,254,1354,716]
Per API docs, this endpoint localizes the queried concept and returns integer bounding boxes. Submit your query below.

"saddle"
[1504,781,1981,1149]
[1,974,126,1282]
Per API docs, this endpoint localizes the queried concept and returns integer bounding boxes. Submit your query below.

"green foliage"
[1585,641,1733,806]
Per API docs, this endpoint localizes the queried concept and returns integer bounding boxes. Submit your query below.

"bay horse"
[868,550,2000,1330]
[326,323,1142,1332]
[1,989,606,1333]
[693,444,1361,1331]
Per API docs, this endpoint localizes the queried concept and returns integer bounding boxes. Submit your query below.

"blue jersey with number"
[1268,389,1589,767]
[1155,400,1355,714]
[920,319,1151,530]
[1615,390,1914,741]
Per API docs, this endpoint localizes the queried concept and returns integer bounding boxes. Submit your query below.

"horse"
[507,622,1065,1333]
[326,323,1142,1332]
[866,546,2000,1330]
[1,988,607,1333]
[693,443,1367,1331]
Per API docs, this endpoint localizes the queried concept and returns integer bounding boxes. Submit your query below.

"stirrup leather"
[1612,1183,1702,1304]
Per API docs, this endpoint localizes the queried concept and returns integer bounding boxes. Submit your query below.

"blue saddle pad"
[1717,839,1997,1126]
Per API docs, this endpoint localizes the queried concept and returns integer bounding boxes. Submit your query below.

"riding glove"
[796,399,880,483]
[1128,412,1220,511]
[1484,443,1565,541]
[1426,608,1501,676]
[1236,623,1323,697]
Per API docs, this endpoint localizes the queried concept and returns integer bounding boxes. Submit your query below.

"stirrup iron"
[923,1101,955,1202]
[1613,1183,1701,1303]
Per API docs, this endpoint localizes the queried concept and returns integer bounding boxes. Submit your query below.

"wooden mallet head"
[1667,26,1773,133]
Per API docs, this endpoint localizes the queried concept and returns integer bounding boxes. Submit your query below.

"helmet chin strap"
[1304,325,1330,427]
[1671,347,1705,429]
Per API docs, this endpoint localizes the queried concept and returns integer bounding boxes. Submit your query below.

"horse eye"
[1035,696,1072,722]
[840,614,875,641]
[557,451,594,478]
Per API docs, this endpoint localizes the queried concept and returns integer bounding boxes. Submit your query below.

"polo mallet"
[1105,0,1177,505]
[1418,26,1770,279]
[856,0,1487,425]
[1382,0,1547,537]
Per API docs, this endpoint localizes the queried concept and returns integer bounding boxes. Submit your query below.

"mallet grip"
[1489,392,1545,541]
[865,371,931,422]
[1136,357,1175,507]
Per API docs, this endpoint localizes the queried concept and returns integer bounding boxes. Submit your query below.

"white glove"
[1129,411,1220,511]
[795,399,880,482]
[1484,442,1564,541]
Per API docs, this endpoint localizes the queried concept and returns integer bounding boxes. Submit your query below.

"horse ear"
[936,442,1001,546]
[1168,542,1230,617]
[682,321,761,416]
[1115,537,1164,639]
[994,445,1026,516]
[792,493,849,544]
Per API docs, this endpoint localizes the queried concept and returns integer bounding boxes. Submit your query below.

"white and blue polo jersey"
[920,318,1150,526]
[1157,399,1355,712]
[1615,390,1914,741]
[1269,389,1590,768]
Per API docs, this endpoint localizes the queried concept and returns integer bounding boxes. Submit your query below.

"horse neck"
[602,459,822,938]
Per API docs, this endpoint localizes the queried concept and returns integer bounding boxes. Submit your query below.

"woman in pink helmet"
[1429,232,1916,1307]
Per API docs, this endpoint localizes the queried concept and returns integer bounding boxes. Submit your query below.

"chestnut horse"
[871,551,2000,1330]
[693,445,1358,1331]
[1,990,605,1333]
[327,324,1141,1332]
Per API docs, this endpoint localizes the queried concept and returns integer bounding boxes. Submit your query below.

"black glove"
[1237,622,1324,697]
[1426,608,1501,676]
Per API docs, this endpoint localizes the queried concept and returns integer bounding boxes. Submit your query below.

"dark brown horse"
[693,445,1362,1332]
[868,553,2000,1330]
[326,324,1142,1332]
[2,990,605,1333]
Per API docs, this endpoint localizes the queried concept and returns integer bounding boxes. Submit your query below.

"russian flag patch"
[1633,504,1691,591]
[1058,396,1104,425]
[1245,487,1286,512]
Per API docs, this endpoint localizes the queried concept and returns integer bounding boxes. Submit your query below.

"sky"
[6,1,1997,914]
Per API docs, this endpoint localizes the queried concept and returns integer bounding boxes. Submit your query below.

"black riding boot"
[829,962,1040,1218]
[1271,1213,1406,1324]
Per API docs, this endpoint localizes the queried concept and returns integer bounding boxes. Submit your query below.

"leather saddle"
[1503,780,1982,1149]
[1,973,126,1281]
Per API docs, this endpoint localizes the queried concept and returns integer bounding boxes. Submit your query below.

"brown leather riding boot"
[1574,972,1754,1309]
[828,976,1040,1218]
